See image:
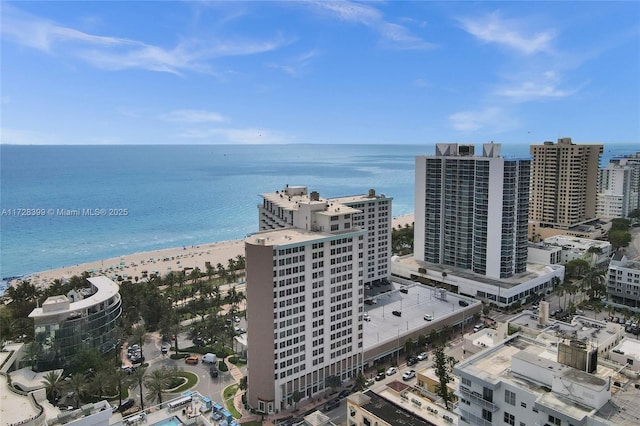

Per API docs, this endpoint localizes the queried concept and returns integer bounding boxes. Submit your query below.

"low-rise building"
[347,382,459,426]
[607,253,640,311]
[28,276,122,370]
[454,333,638,426]
[609,339,640,373]
[391,255,564,308]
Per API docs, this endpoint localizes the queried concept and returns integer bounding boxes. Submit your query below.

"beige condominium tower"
[529,137,603,240]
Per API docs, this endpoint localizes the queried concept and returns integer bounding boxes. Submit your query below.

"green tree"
[565,259,590,279]
[583,269,607,300]
[292,389,304,409]
[325,375,341,393]
[611,218,630,231]
[113,367,131,408]
[130,324,148,356]
[433,344,457,410]
[404,337,415,358]
[144,367,171,404]
[239,376,248,392]
[41,370,64,404]
[69,373,88,408]
[609,230,631,249]
[354,371,366,391]
[89,370,111,399]
[131,366,148,410]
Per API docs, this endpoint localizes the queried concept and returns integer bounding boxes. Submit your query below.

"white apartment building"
[607,253,640,311]
[259,185,392,286]
[528,235,612,267]
[415,142,530,280]
[246,200,367,413]
[597,160,634,218]
[454,334,635,426]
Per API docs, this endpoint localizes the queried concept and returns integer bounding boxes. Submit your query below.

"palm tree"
[131,324,148,359]
[69,373,88,408]
[144,367,170,404]
[131,366,148,410]
[113,367,131,408]
[41,370,64,404]
[583,269,607,300]
[90,370,111,400]
[587,246,603,267]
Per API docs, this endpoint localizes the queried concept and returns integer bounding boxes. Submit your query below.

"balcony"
[456,387,498,412]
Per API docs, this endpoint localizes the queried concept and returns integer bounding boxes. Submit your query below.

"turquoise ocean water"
[0,143,635,291]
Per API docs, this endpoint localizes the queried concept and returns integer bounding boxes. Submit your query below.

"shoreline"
[6,213,415,290]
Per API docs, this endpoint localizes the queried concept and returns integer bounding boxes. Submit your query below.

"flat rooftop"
[509,312,622,349]
[458,335,619,421]
[246,226,365,248]
[357,389,439,426]
[395,256,562,290]
[362,281,479,351]
[262,190,361,216]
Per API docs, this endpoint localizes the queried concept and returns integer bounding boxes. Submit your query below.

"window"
[548,415,561,426]
[482,409,492,423]
[505,389,516,405]
[483,387,493,402]
[504,412,515,425]
[520,402,527,408]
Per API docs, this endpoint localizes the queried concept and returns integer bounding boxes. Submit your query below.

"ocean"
[0,143,635,291]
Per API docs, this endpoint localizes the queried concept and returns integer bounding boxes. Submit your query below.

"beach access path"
[14,213,414,289]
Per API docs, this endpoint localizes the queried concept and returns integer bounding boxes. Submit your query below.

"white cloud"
[162,109,228,123]
[0,4,289,75]
[267,48,322,76]
[178,127,287,144]
[307,0,436,50]
[449,107,518,133]
[496,70,581,102]
[458,11,555,55]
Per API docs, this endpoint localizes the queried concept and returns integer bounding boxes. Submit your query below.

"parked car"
[400,287,408,294]
[338,389,351,399]
[417,352,428,361]
[202,353,217,364]
[116,398,134,413]
[365,378,375,387]
[386,367,397,376]
[402,370,416,381]
[407,356,418,366]
[392,310,402,317]
[424,314,433,321]
[363,313,371,322]
[185,355,199,365]
[375,372,386,381]
[324,398,340,411]
[459,300,469,307]
[209,366,219,378]
[192,336,205,347]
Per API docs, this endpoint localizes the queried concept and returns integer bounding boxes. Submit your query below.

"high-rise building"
[414,143,530,279]
[597,160,634,218]
[259,185,392,286]
[247,190,367,413]
[598,154,640,218]
[529,137,603,236]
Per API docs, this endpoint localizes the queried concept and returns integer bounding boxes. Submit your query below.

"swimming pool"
[151,416,184,426]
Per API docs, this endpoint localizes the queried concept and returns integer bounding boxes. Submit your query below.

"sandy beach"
[13,213,415,289]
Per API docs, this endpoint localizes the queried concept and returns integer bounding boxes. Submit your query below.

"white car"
[363,313,371,322]
[417,352,428,361]
[402,370,416,381]
[386,367,397,376]
[424,314,433,321]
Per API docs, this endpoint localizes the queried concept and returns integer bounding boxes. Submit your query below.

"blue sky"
[1,1,639,145]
